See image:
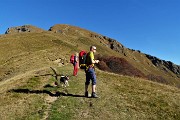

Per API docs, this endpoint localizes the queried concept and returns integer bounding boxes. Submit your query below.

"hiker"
[73,52,79,76]
[85,46,99,98]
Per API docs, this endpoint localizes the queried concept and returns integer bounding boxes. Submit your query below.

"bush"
[96,55,146,78]
[146,74,169,85]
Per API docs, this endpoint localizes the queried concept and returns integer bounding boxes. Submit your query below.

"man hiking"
[85,46,99,98]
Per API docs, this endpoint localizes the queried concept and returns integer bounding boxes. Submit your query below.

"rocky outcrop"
[98,34,180,76]
[89,33,126,53]
[49,26,62,33]
[146,54,180,75]
[100,34,180,76]
[90,32,180,76]
[5,25,44,34]
[163,61,180,75]
[90,34,104,40]
[103,36,125,53]
[89,33,124,50]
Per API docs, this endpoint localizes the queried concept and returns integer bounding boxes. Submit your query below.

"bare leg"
[92,85,96,93]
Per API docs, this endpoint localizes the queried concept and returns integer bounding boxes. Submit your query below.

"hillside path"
[0,66,51,93]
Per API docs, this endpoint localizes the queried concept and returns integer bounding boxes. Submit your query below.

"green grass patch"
[52,39,78,51]
[1,65,180,120]
[19,77,41,89]
[48,97,75,120]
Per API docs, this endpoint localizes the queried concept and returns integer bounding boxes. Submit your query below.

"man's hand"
[95,60,99,63]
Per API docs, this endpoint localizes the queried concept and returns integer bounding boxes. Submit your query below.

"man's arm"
[89,51,99,64]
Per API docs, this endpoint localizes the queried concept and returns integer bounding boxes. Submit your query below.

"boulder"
[5,25,45,34]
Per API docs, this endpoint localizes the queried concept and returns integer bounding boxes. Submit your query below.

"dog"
[60,75,69,87]
[55,75,69,87]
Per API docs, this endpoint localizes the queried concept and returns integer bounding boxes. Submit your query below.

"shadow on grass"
[8,85,85,98]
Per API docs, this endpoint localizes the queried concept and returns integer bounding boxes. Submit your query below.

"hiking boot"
[85,91,88,97]
[91,92,99,98]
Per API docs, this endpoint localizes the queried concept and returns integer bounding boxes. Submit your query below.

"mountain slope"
[0,24,180,119]
[1,24,179,88]
[48,24,180,87]
[0,64,180,120]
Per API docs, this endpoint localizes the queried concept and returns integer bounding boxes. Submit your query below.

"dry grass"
[1,24,179,86]
[0,24,180,119]
[1,64,180,120]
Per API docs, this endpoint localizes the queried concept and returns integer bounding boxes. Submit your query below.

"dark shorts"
[85,67,96,85]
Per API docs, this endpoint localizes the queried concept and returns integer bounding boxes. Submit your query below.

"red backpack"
[70,54,75,64]
[79,50,87,69]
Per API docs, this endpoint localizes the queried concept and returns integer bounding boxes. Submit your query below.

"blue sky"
[1,0,180,65]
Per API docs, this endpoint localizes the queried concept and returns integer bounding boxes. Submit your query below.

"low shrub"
[96,55,146,78]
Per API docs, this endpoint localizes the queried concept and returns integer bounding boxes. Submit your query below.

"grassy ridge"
[0,24,180,120]
[0,64,180,120]
[1,25,180,88]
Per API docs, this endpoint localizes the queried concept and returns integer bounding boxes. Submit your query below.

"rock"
[103,36,125,53]
[5,25,44,34]
[146,54,180,75]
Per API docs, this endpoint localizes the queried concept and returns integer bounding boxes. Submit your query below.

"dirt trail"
[0,66,61,120]
[41,95,58,120]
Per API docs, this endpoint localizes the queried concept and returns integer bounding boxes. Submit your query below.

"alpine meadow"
[0,24,180,120]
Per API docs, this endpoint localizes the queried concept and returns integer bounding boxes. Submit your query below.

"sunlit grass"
[0,65,180,120]
[0,25,180,120]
